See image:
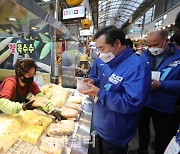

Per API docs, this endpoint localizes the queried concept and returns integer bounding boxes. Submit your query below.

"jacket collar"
[144,44,180,71]
[107,46,134,68]
[158,47,180,70]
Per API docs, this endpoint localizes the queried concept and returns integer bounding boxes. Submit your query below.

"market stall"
[0,84,93,154]
[0,0,77,84]
[0,0,93,153]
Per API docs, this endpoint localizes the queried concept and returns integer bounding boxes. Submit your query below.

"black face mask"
[21,76,34,85]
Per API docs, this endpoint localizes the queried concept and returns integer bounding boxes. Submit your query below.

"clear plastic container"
[76,77,90,91]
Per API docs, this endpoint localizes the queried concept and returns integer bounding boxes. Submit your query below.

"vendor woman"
[0,59,52,114]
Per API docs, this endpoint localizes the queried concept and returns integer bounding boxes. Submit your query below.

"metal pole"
[50,0,60,84]
[141,14,145,38]
[55,0,62,85]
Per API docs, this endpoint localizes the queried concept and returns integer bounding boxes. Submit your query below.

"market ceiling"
[35,0,158,30]
[0,0,157,37]
[98,0,159,30]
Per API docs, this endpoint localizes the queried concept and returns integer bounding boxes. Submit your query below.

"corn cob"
[33,40,40,49]
[40,42,51,59]
[39,33,50,43]
[0,49,11,64]
[0,37,13,51]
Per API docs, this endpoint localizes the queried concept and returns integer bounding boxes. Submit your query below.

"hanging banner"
[80,30,93,36]
[0,27,52,73]
[63,6,86,20]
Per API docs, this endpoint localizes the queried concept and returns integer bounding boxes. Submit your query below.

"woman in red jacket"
[0,59,62,120]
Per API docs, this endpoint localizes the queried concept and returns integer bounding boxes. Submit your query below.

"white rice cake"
[47,120,74,136]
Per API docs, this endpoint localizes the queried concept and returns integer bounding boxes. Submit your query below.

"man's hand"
[22,100,37,111]
[151,80,161,90]
[82,78,94,84]
[79,84,99,98]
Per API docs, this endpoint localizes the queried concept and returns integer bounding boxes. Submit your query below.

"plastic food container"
[76,78,90,91]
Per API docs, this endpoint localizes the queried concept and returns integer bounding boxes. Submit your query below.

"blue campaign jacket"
[93,47,151,147]
[141,44,180,113]
[88,57,105,79]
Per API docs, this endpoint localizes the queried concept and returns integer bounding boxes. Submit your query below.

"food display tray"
[7,93,93,154]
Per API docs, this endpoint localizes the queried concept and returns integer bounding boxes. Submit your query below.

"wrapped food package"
[30,96,49,107]
[0,111,52,152]
[30,115,52,130]
[68,96,82,104]
[65,102,81,111]
[47,120,74,136]
[19,110,52,129]
[60,107,79,118]
[40,83,54,94]
[40,136,68,154]
[0,115,22,153]
[20,125,44,144]
[50,87,71,108]
[40,84,71,108]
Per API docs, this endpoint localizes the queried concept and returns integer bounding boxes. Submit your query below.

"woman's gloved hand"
[50,109,67,121]
[40,102,53,113]
[22,100,37,111]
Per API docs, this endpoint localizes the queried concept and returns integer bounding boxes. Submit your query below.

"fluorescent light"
[45,32,50,35]
[42,0,51,2]
[6,29,11,32]
[31,27,40,30]
[8,17,16,22]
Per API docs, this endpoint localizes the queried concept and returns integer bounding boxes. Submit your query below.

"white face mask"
[148,47,164,56]
[99,52,115,63]
[148,40,166,56]
[99,45,119,63]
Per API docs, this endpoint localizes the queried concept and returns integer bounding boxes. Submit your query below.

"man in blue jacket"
[129,30,180,154]
[88,57,105,79]
[80,26,151,154]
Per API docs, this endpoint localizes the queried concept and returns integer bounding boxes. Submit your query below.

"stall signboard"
[80,30,93,36]
[8,43,35,54]
[0,33,52,72]
[63,6,86,20]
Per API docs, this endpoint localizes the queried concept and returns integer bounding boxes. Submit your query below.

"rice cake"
[68,96,82,104]
[47,120,74,136]
[60,107,79,118]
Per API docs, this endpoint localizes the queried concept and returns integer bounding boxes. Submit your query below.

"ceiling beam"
[121,0,159,30]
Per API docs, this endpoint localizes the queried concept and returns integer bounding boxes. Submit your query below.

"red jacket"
[0,76,41,101]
